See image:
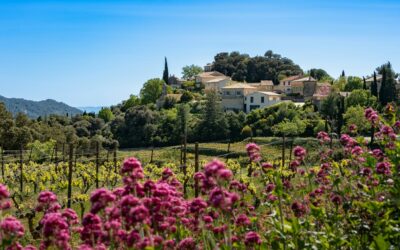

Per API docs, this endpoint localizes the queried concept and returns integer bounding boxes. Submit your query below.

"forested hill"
[0,95,82,118]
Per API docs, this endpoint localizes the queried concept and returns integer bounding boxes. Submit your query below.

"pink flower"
[0,216,24,239]
[265,183,275,193]
[246,143,262,162]
[40,212,70,250]
[340,134,356,147]
[244,231,261,246]
[261,162,273,169]
[267,194,278,202]
[291,201,307,217]
[235,214,251,226]
[351,146,363,156]
[162,168,174,180]
[80,213,102,246]
[216,169,233,180]
[0,184,11,210]
[330,193,342,206]
[376,162,391,175]
[293,146,306,160]
[349,124,357,133]
[121,157,144,185]
[37,191,59,212]
[317,131,330,143]
[90,188,116,214]
[130,205,149,224]
[177,237,196,250]
[60,209,79,227]
[189,197,208,213]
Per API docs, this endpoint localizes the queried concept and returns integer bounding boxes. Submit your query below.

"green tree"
[272,118,306,166]
[196,92,228,141]
[98,108,114,123]
[212,51,303,83]
[378,62,397,105]
[163,57,169,84]
[343,106,370,134]
[344,76,363,91]
[140,78,164,104]
[307,68,331,81]
[182,65,203,79]
[320,93,340,138]
[346,89,377,108]
[333,76,347,91]
[180,91,194,103]
[122,95,141,111]
[371,71,378,98]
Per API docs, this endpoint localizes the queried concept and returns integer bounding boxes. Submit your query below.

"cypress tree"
[363,77,367,90]
[371,71,378,98]
[163,57,169,84]
[379,67,387,105]
[341,70,345,77]
[386,62,397,103]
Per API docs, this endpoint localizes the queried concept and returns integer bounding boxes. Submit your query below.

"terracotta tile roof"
[280,75,303,82]
[222,83,256,89]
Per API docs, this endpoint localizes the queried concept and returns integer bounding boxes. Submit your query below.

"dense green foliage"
[212,50,303,83]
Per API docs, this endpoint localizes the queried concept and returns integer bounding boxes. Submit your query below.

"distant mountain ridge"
[78,106,102,114]
[0,95,82,118]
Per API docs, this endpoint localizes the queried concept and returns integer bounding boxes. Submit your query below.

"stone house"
[221,83,257,112]
[195,71,231,91]
[244,91,281,113]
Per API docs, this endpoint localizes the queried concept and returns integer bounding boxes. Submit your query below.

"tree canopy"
[182,65,203,80]
[212,51,303,84]
[140,78,164,104]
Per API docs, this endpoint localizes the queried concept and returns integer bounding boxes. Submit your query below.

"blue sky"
[0,0,399,107]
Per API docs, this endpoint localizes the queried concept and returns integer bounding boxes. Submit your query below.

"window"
[236,91,241,96]
[250,96,254,103]
[261,96,265,103]
[225,91,230,96]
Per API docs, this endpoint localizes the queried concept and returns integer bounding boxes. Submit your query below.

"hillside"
[0,95,82,118]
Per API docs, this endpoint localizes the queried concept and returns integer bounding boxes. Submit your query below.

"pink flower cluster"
[365,107,379,126]
[246,143,262,162]
[317,131,330,144]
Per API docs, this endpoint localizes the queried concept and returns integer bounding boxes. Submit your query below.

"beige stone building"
[244,91,281,113]
[195,71,231,91]
[221,83,257,111]
[291,76,317,100]
[277,75,303,94]
[248,80,275,91]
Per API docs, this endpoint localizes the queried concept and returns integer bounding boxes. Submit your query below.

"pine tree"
[341,70,345,77]
[163,57,169,85]
[371,71,378,98]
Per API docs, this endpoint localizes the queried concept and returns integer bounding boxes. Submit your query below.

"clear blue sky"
[0,0,399,107]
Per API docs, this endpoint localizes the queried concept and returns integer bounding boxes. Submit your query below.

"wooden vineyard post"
[96,141,99,188]
[113,147,117,174]
[281,135,286,168]
[194,142,199,197]
[62,143,65,162]
[19,146,23,193]
[1,148,4,181]
[1,149,3,180]
[150,147,154,163]
[67,144,73,208]
[54,144,58,173]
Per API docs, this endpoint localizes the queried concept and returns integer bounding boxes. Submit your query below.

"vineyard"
[0,106,399,249]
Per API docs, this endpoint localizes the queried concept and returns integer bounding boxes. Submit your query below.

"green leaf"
[371,234,390,250]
